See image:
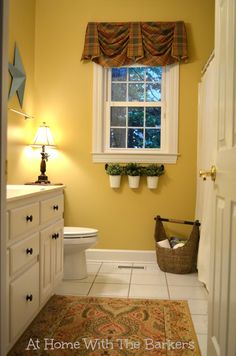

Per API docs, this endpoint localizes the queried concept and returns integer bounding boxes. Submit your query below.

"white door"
[196,57,215,291]
[208,0,236,355]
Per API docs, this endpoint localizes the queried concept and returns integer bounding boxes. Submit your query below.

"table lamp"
[32,122,55,184]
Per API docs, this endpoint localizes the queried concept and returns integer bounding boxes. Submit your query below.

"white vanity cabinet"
[6,186,64,349]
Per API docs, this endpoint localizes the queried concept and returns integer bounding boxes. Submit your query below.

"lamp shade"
[32,122,55,147]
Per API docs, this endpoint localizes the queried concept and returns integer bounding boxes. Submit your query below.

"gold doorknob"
[199,165,216,181]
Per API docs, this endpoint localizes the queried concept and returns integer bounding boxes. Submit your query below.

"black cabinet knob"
[26,215,33,222]
[53,205,59,211]
[26,248,33,255]
[26,294,33,302]
[52,233,59,239]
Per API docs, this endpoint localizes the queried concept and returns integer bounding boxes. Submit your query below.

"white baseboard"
[86,249,156,263]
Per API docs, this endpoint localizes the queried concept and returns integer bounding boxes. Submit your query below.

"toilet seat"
[64,226,98,238]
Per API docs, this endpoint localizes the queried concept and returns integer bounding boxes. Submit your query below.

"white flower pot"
[109,175,121,188]
[128,175,140,189]
[147,176,159,189]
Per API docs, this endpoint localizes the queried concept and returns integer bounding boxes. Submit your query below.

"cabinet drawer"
[10,233,39,276]
[40,194,64,224]
[9,203,39,240]
[10,262,39,341]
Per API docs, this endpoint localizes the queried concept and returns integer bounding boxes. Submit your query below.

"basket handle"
[154,216,200,226]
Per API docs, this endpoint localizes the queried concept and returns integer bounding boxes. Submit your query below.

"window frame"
[92,63,179,163]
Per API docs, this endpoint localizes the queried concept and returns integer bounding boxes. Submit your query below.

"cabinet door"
[10,262,39,342]
[52,220,64,286]
[40,219,64,303]
[40,227,53,303]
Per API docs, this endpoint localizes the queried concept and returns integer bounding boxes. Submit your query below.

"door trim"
[0,0,8,354]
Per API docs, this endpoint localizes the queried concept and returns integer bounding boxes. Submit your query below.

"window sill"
[92,152,179,163]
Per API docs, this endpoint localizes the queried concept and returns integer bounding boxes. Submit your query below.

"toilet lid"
[64,226,98,238]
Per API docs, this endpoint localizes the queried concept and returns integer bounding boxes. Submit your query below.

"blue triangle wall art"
[8,44,26,108]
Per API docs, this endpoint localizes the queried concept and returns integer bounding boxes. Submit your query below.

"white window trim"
[92,63,180,163]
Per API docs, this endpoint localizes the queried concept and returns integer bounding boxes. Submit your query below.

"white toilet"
[63,226,98,280]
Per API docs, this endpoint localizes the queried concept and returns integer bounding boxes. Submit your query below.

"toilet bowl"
[64,226,98,280]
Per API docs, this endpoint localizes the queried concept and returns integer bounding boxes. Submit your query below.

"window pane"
[108,66,165,151]
[128,67,145,81]
[112,68,127,81]
[128,83,144,101]
[128,107,144,127]
[111,107,126,126]
[128,129,143,148]
[146,83,161,101]
[112,83,127,101]
[146,67,162,82]
[146,107,161,127]
[110,128,126,148]
[145,129,160,148]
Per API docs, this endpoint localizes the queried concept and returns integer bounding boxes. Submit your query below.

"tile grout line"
[87,262,103,296]
[165,272,171,300]
[127,263,134,298]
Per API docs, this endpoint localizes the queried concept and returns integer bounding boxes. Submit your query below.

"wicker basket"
[154,215,201,274]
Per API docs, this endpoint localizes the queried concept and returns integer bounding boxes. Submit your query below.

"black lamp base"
[35,146,51,184]
[35,174,50,184]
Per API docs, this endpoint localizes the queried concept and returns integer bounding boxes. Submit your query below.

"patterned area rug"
[9,295,200,355]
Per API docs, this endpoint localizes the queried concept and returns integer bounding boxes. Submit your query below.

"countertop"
[7,184,65,202]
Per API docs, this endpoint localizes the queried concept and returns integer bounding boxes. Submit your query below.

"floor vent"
[118,266,145,269]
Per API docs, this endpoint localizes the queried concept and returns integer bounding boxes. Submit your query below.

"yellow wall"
[8,0,214,250]
[7,0,39,183]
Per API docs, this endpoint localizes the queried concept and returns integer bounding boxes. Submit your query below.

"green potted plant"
[144,164,164,189]
[124,163,142,189]
[105,163,123,188]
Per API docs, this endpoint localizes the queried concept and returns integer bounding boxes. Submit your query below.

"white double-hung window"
[92,63,179,163]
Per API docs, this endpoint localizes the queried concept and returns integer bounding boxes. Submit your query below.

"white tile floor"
[56,261,208,356]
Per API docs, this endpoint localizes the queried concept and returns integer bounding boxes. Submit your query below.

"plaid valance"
[81,21,188,67]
